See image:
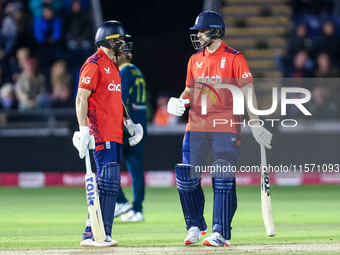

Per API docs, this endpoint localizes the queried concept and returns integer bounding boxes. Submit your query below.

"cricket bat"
[85,148,106,242]
[260,145,276,237]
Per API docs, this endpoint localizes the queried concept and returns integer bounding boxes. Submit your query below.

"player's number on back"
[135,77,146,103]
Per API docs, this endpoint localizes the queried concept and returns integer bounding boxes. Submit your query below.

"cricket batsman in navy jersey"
[114,53,147,221]
[167,11,273,246]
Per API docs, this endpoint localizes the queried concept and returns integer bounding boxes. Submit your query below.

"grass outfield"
[0,185,339,251]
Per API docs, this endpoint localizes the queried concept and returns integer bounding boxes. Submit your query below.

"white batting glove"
[72,126,95,158]
[167,97,190,116]
[251,122,273,149]
[124,119,144,146]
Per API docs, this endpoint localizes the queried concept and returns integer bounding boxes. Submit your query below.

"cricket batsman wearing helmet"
[73,20,143,247]
[167,11,273,246]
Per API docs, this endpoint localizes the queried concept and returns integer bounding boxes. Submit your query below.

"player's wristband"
[79,126,90,133]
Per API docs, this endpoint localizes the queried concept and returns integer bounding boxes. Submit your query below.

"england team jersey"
[185,41,253,134]
[78,48,124,144]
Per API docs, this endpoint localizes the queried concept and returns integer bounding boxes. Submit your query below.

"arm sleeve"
[15,74,28,102]
[52,17,62,41]
[120,67,130,105]
[233,53,253,87]
[185,57,193,88]
[78,62,100,92]
[34,17,45,43]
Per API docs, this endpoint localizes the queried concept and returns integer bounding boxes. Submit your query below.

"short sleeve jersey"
[78,48,124,144]
[185,41,253,134]
[119,63,147,132]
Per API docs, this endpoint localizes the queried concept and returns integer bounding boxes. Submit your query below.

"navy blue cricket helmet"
[95,20,132,53]
[189,11,225,50]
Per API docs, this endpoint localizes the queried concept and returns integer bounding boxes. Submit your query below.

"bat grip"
[260,145,267,168]
[85,148,92,175]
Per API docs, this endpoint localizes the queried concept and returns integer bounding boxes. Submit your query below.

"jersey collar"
[204,41,226,56]
[97,48,114,63]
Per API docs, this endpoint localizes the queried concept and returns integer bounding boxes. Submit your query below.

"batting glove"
[167,97,190,116]
[124,119,144,146]
[72,126,95,158]
[251,122,273,149]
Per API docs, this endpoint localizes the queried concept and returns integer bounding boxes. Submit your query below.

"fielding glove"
[72,126,95,158]
[167,97,190,116]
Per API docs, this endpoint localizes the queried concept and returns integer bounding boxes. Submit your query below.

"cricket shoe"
[184,226,207,245]
[203,232,230,247]
[80,232,93,247]
[120,210,144,222]
[115,202,133,217]
[92,235,118,247]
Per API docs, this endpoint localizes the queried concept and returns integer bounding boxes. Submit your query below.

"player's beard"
[106,48,116,61]
[200,37,212,48]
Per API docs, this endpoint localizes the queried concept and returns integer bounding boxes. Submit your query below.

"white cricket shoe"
[203,232,230,247]
[120,210,144,222]
[80,232,93,247]
[115,202,133,217]
[184,227,200,245]
[92,235,118,247]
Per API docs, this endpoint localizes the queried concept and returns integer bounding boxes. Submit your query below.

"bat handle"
[85,148,92,175]
[260,145,267,168]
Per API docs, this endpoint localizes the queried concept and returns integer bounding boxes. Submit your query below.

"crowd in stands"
[1,0,340,127]
[0,0,92,126]
[280,0,340,119]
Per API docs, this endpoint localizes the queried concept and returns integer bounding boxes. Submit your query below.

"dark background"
[100,0,204,107]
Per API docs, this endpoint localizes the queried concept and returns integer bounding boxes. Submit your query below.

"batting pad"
[175,164,207,231]
[212,177,237,240]
[211,159,236,179]
[97,162,120,236]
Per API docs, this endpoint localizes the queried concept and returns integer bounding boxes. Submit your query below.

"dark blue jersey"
[120,63,147,133]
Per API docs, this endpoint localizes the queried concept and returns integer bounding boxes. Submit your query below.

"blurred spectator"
[12,3,34,52]
[64,0,92,51]
[315,52,339,78]
[311,85,339,119]
[284,50,314,79]
[62,0,90,13]
[49,59,73,108]
[33,4,64,68]
[29,0,63,17]
[0,83,17,126]
[10,47,31,83]
[153,93,179,126]
[310,52,340,119]
[311,21,340,61]
[287,23,313,56]
[15,58,49,111]
[0,2,19,56]
[49,83,73,108]
[50,59,72,91]
[33,4,62,46]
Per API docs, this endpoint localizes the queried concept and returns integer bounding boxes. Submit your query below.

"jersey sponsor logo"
[104,67,110,74]
[82,76,91,84]
[231,137,236,142]
[197,73,221,84]
[132,103,147,110]
[196,61,203,68]
[108,80,121,91]
[242,72,252,78]
[220,57,226,68]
